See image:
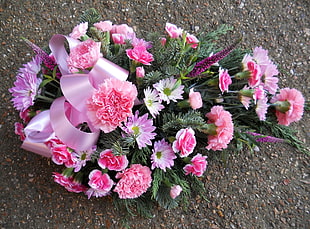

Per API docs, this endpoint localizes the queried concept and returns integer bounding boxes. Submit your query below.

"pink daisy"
[151,139,176,172]
[122,111,157,149]
[71,146,96,172]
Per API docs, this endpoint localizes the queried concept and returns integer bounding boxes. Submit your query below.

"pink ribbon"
[50,97,100,151]
[22,110,54,157]
[21,34,129,157]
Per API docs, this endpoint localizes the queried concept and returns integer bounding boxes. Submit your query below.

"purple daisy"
[122,111,157,149]
[9,56,42,111]
[151,139,176,172]
[71,146,96,172]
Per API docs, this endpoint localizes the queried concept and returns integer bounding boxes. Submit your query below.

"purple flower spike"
[187,38,240,77]
[22,37,58,71]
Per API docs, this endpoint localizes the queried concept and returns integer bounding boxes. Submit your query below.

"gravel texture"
[0,0,309,228]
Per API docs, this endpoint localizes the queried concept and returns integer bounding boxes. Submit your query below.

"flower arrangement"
[10,9,307,216]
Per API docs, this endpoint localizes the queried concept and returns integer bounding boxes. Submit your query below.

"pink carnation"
[172,128,196,158]
[114,164,152,199]
[261,63,279,95]
[14,122,26,141]
[126,45,154,65]
[160,37,167,46]
[94,20,113,32]
[53,172,87,193]
[170,185,182,199]
[183,153,208,177]
[47,138,76,168]
[205,106,234,151]
[247,60,262,88]
[112,33,126,44]
[256,96,269,121]
[19,109,31,123]
[189,88,203,110]
[272,88,305,126]
[87,78,138,133]
[186,33,199,48]
[219,68,232,93]
[69,22,88,39]
[86,170,114,198]
[136,66,145,78]
[67,39,101,72]
[111,24,135,38]
[253,86,265,102]
[165,22,183,38]
[98,149,128,171]
[131,38,152,49]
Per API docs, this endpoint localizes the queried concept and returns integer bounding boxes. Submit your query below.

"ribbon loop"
[50,97,100,151]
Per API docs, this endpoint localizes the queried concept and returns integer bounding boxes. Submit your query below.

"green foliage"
[142,70,164,87]
[197,24,234,58]
[161,110,206,134]
[113,194,154,218]
[259,120,309,155]
[219,48,247,75]
[131,146,151,165]
[79,8,102,27]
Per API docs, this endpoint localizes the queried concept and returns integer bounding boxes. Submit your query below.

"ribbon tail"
[21,141,52,157]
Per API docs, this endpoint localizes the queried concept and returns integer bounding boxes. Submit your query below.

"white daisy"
[153,77,184,104]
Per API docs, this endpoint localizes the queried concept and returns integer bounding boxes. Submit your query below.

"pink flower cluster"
[205,106,234,151]
[172,128,196,158]
[189,88,203,110]
[87,78,138,133]
[47,138,75,168]
[98,149,128,171]
[183,154,208,177]
[272,88,305,126]
[114,164,152,199]
[53,172,87,193]
[86,170,114,198]
[67,39,102,72]
[165,22,199,48]
[242,46,279,94]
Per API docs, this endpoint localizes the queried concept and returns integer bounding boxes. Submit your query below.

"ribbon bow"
[22,34,129,157]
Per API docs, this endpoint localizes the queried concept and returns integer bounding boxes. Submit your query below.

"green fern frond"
[162,110,206,134]
[79,8,102,27]
[131,146,151,164]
